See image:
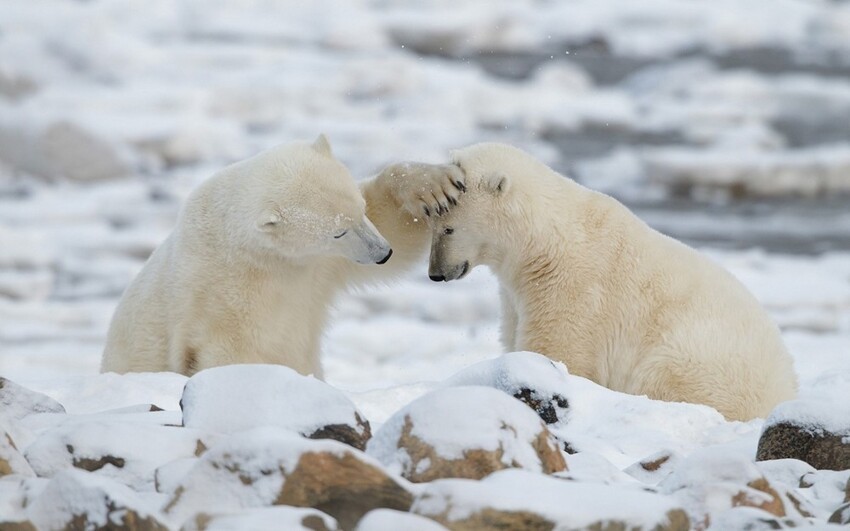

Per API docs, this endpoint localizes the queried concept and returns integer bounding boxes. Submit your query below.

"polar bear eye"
[334,230,348,239]
[443,227,454,235]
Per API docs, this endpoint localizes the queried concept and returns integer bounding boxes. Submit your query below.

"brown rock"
[396,416,566,483]
[367,387,567,483]
[276,451,412,529]
[756,422,850,470]
[731,478,785,517]
[0,521,37,531]
[830,502,850,525]
[165,433,413,529]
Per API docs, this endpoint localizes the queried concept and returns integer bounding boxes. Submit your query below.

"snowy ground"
[1,0,850,529]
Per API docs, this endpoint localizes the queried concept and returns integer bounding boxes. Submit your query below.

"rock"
[181,364,371,450]
[0,116,134,182]
[27,469,169,531]
[0,429,34,477]
[412,469,689,531]
[181,506,339,531]
[830,502,850,525]
[366,386,566,483]
[0,520,37,531]
[443,351,571,424]
[23,420,214,491]
[661,446,814,527]
[0,377,65,421]
[756,399,850,470]
[355,509,448,531]
[164,428,413,529]
[625,450,682,485]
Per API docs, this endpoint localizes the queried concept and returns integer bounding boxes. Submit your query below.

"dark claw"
[453,181,467,192]
[440,202,449,213]
[448,196,457,206]
[423,205,431,217]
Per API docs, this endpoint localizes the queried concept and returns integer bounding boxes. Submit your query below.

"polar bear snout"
[429,259,469,282]
[347,216,393,265]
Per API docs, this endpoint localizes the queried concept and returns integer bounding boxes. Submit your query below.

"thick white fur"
[101,137,464,377]
[428,142,797,421]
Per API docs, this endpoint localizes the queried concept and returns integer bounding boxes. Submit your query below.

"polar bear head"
[230,135,392,265]
[428,142,554,281]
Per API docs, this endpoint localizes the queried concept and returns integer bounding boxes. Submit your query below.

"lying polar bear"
[102,135,464,377]
[426,142,797,421]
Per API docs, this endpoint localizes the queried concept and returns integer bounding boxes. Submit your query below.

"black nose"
[429,274,445,282]
[377,249,393,265]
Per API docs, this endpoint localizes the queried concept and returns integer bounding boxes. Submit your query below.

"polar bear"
[101,135,464,377]
[426,142,797,421]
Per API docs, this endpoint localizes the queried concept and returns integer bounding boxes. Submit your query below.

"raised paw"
[385,162,466,219]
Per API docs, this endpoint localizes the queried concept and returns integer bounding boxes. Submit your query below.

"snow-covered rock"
[181,506,339,531]
[366,386,566,483]
[660,445,815,526]
[181,364,372,450]
[23,420,213,491]
[757,398,850,470]
[0,377,65,421]
[443,351,571,424]
[797,469,850,520]
[412,468,689,530]
[625,450,683,486]
[164,427,413,529]
[355,509,447,531]
[26,469,168,531]
[0,428,34,477]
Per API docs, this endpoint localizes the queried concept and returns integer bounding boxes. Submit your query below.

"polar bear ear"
[257,210,283,231]
[483,172,509,195]
[311,134,333,157]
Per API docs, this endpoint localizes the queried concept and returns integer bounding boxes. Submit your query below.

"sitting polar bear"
[427,142,797,421]
[102,135,464,377]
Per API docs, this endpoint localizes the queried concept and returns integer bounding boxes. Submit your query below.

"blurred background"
[1,0,849,389]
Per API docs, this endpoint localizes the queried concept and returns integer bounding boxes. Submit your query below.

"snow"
[181,364,366,437]
[763,399,850,436]
[1,0,850,528]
